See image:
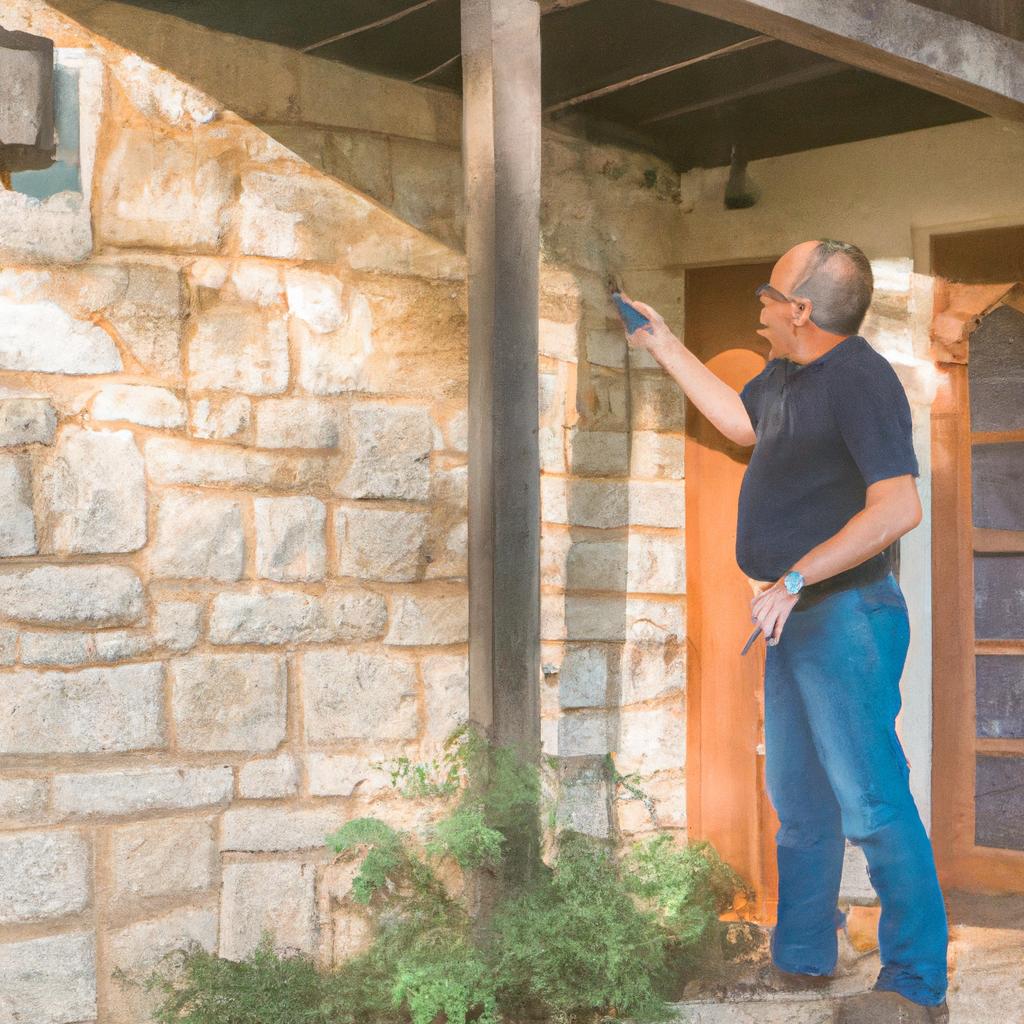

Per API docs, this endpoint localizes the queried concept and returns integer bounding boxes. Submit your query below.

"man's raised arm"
[618,294,755,447]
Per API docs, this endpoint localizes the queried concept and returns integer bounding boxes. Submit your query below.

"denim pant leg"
[777,574,949,1006]
[764,628,847,976]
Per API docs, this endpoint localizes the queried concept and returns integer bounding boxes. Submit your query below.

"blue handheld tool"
[608,274,652,334]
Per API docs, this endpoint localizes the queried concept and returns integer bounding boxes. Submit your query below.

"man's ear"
[791,299,813,327]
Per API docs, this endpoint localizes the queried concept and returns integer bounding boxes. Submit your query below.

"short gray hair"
[792,239,873,336]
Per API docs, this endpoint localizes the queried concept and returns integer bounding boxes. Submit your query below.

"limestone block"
[556,765,610,839]
[321,589,390,642]
[421,652,469,747]
[0,386,56,445]
[0,453,36,555]
[335,506,428,582]
[0,299,121,373]
[52,766,234,818]
[568,429,628,476]
[540,528,571,588]
[384,592,469,646]
[616,706,686,776]
[285,269,345,333]
[232,262,283,306]
[0,831,90,924]
[301,648,418,742]
[190,394,251,440]
[220,807,347,853]
[424,518,467,581]
[291,291,374,394]
[389,136,464,248]
[630,431,684,479]
[566,539,626,591]
[97,128,234,251]
[104,263,187,376]
[219,861,318,960]
[146,437,326,491]
[188,304,289,395]
[208,588,387,646]
[540,477,628,528]
[238,753,299,798]
[307,751,394,797]
[586,327,629,369]
[150,492,244,581]
[113,54,221,126]
[239,169,374,262]
[40,427,147,554]
[0,663,165,755]
[20,631,94,666]
[615,769,686,833]
[627,534,685,593]
[255,496,326,581]
[559,646,609,708]
[537,421,560,470]
[558,595,684,643]
[339,403,432,500]
[92,383,186,428]
[630,373,686,431]
[445,408,468,452]
[153,601,203,652]
[18,630,153,666]
[558,711,611,757]
[0,932,96,1024]
[628,480,685,529]
[620,641,685,704]
[254,398,339,449]
[0,564,145,625]
[538,318,578,362]
[0,777,49,828]
[171,653,287,752]
[111,817,217,901]
[106,906,218,1024]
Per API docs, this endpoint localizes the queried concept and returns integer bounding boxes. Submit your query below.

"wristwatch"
[783,569,805,596]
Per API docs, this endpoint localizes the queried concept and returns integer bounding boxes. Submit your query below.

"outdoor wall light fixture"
[0,26,56,180]
[724,142,759,209]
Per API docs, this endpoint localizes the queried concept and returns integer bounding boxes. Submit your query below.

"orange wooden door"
[684,261,780,924]
[932,293,1024,893]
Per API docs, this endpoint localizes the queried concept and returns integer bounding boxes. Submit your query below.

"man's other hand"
[618,291,680,359]
[751,578,801,645]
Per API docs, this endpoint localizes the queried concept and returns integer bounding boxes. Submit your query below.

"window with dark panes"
[968,303,1024,852]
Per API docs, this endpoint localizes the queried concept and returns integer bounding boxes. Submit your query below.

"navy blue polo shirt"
[735,334,919,583]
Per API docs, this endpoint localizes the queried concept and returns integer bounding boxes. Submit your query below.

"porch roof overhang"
[103,0,1024,172]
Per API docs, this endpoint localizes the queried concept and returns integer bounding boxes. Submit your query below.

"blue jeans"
[763,571,948,1006]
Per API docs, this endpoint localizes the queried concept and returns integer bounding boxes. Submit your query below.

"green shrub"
[124,722,750,1024]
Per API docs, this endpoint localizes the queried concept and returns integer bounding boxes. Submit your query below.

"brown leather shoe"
[833,990,950,1023]
[762,962,835,992]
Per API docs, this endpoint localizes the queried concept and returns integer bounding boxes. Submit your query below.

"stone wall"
[0,3,693,1021]
[0,4,474,1021]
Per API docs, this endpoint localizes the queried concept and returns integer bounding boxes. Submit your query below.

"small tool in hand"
[742,624,778,654]
[607,273,653,335]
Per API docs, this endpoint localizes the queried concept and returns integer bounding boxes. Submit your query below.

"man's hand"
[618,291,681,360]
[751,578,801,645]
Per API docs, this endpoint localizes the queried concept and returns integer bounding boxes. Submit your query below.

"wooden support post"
[461,0,542,850]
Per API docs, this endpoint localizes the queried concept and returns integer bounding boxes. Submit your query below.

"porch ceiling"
[113,0,988,172]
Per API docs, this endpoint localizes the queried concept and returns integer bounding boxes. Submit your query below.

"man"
[618,239,949,1024]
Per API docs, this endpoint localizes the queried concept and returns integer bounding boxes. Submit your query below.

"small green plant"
[126,722,750,1024]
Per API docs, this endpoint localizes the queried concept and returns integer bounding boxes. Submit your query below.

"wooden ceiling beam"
[654,0,1024,120]
[544,33,773,114]
[640,57,843,125]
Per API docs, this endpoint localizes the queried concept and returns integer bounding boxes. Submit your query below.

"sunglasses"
[755,282,804,306]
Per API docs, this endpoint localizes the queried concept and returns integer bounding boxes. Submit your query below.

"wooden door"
[932,293,1024,893]
[684,261,780,923]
